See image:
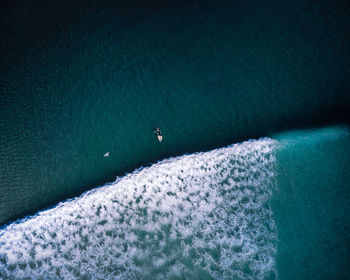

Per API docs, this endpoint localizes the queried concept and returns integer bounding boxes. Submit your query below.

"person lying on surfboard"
[154,128,163,142]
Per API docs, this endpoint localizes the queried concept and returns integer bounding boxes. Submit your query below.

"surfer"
[154,128,163,142]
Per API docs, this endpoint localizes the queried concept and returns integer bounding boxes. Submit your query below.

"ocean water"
[1,126,349,279]
[1,139,278,279]
[1,0,350,278]
[1,0,350,225]
[271,126,350,279]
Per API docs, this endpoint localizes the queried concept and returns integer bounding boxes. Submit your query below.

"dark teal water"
[1,0,350,278]
[1,0,349,226]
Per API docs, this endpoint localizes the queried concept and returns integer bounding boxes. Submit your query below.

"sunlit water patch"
[0,139,277,279]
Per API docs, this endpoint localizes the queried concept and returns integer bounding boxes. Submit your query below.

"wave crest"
[0,138,277,279]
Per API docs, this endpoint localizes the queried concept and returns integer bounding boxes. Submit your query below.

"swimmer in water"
[154,128,163,142]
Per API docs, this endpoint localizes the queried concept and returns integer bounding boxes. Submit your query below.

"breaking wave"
[0,138,277,279]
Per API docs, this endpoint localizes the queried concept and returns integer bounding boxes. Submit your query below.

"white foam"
[0,138,278,279]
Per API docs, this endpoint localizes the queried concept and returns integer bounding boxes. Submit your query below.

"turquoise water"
[1,0,350,278]
[1,127,349,279]
[272,126,350,279]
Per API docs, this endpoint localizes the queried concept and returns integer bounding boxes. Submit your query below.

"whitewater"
[0,138,278,279]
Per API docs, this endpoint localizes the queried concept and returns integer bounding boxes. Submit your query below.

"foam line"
[0,138,277,279]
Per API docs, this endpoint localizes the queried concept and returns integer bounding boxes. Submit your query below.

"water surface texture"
[271,126,350,279]
[1,139,278,279]
[1,127,349,279]
[1,0,350,225]
[1,0,350,278]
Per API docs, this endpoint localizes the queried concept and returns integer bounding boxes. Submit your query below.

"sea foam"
[0,138,277,279]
